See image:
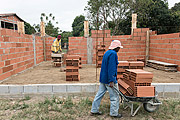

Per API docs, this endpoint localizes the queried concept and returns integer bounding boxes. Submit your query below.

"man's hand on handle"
[109,82,114,88]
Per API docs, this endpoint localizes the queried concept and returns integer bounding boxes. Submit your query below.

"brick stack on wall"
[66,55,80,81]
[0,28,55,81]
[96,45,105,68]
[117,61,144,79]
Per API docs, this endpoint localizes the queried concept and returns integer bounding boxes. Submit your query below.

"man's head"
[109,40,123,52]
[57,35,61,40]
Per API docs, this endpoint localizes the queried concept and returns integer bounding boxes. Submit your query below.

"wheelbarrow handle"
[113,86,129,102]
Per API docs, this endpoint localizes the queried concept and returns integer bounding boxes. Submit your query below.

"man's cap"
[57,35,61,39]
[109,40,123,49]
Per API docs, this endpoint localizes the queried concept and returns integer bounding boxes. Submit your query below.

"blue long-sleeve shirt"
[100,50,119,84]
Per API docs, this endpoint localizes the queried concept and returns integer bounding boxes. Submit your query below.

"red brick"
[0,49,3,54]
[0,36,3,42]
[133,28,142,33]
[0,61,4,68]
[2,65,13,73]
[118,61,129,66]
[134,86,155,97]
[141,28,149,32]
[133,36,141,41]
[5,60,10,66]
[3,37,9,42]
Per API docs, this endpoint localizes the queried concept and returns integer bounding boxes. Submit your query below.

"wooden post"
[40,21,45,37]
[145,30,150,66]
[17,21,25,34]
[131,13,137,35]
[84,21,89,38]
[40,21,46,61]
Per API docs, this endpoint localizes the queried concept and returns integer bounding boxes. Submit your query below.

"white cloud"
[0,0,179,31]
[0,0,88,31]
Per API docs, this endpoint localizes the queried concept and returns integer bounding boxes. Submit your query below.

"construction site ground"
[0,61,180,85]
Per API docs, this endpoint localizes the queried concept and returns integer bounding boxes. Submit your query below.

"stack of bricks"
[117,61,144,79]
[117,61,129,79]
[119,69,154,97]
[96,45,106,68]
[66,55,80,81]
[137,58,145,67]
[129,61,144,69]
[66,55,82,69]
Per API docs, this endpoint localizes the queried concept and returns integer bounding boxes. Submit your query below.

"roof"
[0,13,25,22]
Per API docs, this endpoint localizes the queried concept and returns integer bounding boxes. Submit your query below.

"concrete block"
[9,85,23,94]
[82,84,96,93]
[67,85,82,93]
[24,85,38,93]
[164,85,179,92]
[0,85,9,94]
[153,84,164,93]
[38,85,53,93]
[53,85,66,93]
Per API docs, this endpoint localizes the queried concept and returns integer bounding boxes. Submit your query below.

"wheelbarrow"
[113,86,162,116]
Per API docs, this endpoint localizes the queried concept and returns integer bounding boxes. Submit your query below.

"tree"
[34,13,60,37]
[72,15,85,36]
[170,2,180,33]
[61,31,72,48]
[85,0,131,35]
[24,22,36,35]
[128,0,178,34]
[171,2,180,12]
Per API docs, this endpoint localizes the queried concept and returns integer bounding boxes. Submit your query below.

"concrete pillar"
[33,35,36,66]
[87,37,93,64]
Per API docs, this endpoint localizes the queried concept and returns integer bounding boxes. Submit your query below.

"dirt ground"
[0,61,179,85]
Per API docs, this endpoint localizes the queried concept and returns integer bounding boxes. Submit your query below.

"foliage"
[33,13,60,37]
[24,22,36,35]
[85,0,180,34]
[171,2,180,12]
[0,97,179,119]
[85,0,131,35]
[61,31,72,48]
[72,15,85,36]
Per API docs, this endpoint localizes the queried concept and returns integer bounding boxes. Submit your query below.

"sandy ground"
[0,61,180,85]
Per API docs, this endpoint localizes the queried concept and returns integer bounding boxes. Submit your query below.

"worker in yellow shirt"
[51,35,62,53]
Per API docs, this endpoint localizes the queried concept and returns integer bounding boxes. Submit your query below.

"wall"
[68,28,180,71]
[0,28,55,81]
[68,37,87,64]
[150,32,180,71]
[68,28,149,64]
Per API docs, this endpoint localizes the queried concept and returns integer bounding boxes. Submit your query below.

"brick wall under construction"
[0,28,55,81]
[68,28,180,71]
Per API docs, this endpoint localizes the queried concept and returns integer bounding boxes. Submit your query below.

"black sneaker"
[111,114,122,118]
[90,111,103,115]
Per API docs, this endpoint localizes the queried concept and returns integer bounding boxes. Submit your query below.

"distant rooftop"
[0,13,25,22]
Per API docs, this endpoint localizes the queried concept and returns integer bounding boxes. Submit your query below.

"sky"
[0,0,179,32]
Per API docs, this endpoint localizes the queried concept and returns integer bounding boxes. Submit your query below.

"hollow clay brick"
[134,86,155,97]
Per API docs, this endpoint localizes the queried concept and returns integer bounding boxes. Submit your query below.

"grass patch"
[0,97,179,120]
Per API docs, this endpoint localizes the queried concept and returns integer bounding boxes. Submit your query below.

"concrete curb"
[0,83,179,98]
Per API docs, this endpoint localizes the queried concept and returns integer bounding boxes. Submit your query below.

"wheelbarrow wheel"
[143,102,159,112]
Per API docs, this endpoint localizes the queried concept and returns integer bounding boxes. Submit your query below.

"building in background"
[0,13,25,30]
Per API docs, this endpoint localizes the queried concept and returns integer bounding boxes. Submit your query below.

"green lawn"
[0,96,179,120]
